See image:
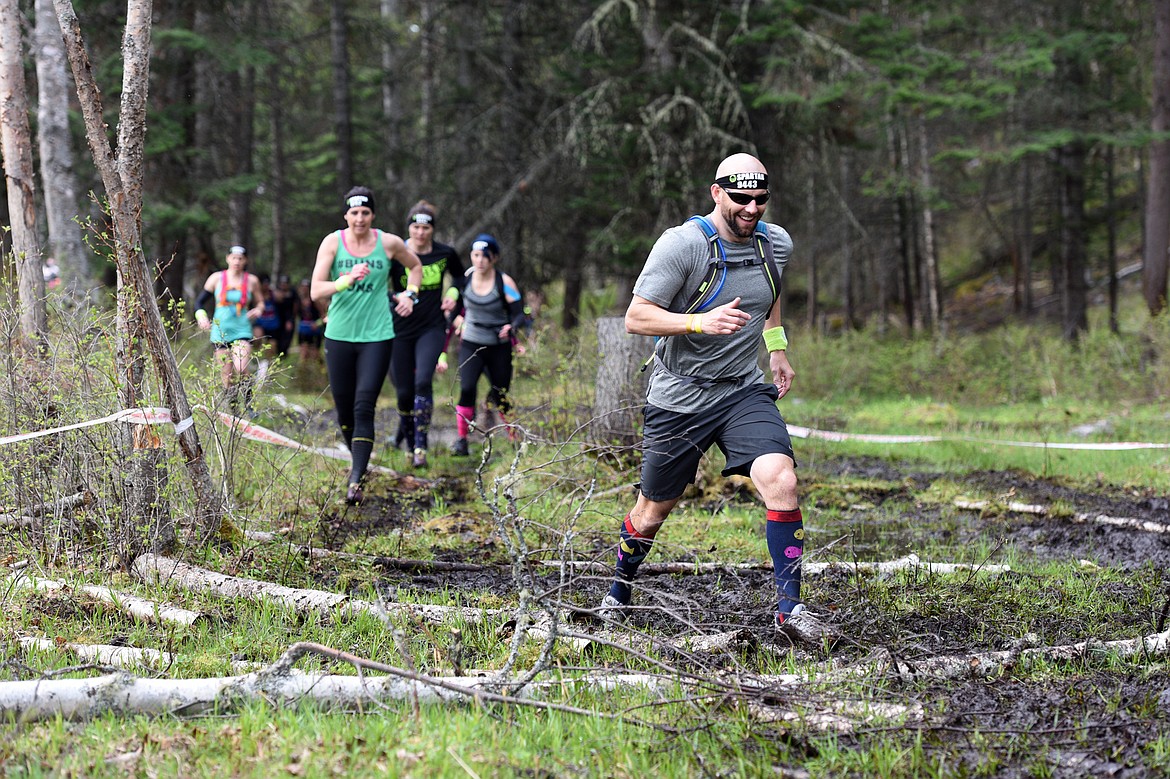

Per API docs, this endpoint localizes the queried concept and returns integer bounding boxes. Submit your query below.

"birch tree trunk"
[56,0,224,547]
[916,113,942,335]
[33,0,92,300]
[0,0,48,348]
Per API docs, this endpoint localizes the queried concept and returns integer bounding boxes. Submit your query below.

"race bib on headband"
[716,171,768,190]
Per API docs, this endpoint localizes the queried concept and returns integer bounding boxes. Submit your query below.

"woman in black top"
[388,200,466,468]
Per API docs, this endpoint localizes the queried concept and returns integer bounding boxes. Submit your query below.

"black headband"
[715,171,769,190]
[344,193,375,213]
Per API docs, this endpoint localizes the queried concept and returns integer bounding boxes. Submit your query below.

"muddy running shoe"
[345,483,364,506]
[412,448,428,468]
[452,438,470,457]
[774,604,840,646]
[597,594,629,623]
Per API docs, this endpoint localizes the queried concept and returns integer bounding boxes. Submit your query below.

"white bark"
[4,573,208,627]
[131,554,499,626]
[55,0,224,544]
[0,492,89,527]
[33,0,91,296]
[19,637,173,670]
[0,0,48,345]
[955,499,1170,534]
[862,629,1170,682]
[7,629,1166,723]
[542,554,1010,576]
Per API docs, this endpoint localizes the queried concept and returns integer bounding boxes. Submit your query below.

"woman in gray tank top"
[451,234,525,456]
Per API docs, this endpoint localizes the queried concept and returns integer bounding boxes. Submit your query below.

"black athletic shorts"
[638,382,795,502]
[212,337,252,352]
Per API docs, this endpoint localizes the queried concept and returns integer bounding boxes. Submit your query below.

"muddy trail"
[281,398,1170,776]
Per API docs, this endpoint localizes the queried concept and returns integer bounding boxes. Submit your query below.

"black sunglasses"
[719,185,770,206]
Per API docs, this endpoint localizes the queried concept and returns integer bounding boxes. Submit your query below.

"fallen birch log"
[3,573,209,627]
[7,628,1164,725]
[868,628,1170,681]
[0,514,34,529]
[0,641,672,722]
[131,554,499,626]
[954,499,1170,534]
[541,554,1009,576]
[0,492,89,529]
[746,698,925,733]
[19,637,174,671]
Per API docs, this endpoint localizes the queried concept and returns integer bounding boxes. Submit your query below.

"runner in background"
[388,200,466,468]
[194,245,265,411]
[451,233,525,457]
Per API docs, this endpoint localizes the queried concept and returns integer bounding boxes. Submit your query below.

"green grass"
[3,293,1170,776]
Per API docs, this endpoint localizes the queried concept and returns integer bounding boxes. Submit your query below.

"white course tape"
[2,411,1166,456]
[787,425,1170,451]
[0,409,142,446]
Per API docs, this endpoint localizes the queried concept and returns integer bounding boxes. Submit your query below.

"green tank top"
[323,229,395,342]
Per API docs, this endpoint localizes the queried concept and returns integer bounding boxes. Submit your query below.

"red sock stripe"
[623,516,648,539]
[766,508,803,523]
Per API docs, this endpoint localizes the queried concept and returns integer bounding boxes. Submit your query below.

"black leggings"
[390,326,446,413]
[324,337,393,483]
[457,340,513,413]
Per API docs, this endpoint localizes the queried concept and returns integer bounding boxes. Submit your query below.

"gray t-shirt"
[633,218,793,414]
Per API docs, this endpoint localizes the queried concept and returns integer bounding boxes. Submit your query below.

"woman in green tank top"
[311,186,423,505]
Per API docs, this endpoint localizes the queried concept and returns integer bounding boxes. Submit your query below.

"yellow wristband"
[763,326,788,352]
[407,284,420,295]
[195,309,209,325]
[444,287,460,302]
[438,352,448,366]
[334,274,353,292]
[687,314,703,334]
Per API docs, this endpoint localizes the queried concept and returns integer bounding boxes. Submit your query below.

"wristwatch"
[403,289,419,304]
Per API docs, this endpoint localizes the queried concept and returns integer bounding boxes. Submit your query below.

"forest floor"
[278,397,1170,778]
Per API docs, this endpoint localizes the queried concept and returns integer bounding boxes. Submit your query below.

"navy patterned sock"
[413,395,433,451]
[766,508,804,615]
[608,515,653,604]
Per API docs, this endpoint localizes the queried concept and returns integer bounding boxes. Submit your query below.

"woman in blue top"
[194,245,265,409]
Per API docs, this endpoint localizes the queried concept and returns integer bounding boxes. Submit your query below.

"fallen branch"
[0,641,669,724]
[955,499,1170,534]
[19,636,173,671]
[131,554,499,626]
[3,573,209,627]
[867,628,1170,681]
[541,554,1009,576]
[8,627,1164,725]
[0,492,89,528]
[745,698,925,733]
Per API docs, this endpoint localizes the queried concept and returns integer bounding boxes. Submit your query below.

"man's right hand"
[702,297,752,335]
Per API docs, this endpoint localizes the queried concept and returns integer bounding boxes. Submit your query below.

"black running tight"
[457,340,513,413]
[390,326,445,414]
[324,337,393,484]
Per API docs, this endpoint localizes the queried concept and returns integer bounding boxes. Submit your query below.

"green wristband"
[763,326,788,352]
[444,287,460,302]
[334,274,353,292]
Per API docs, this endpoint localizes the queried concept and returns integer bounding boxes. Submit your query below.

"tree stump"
[592,316,652,446]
